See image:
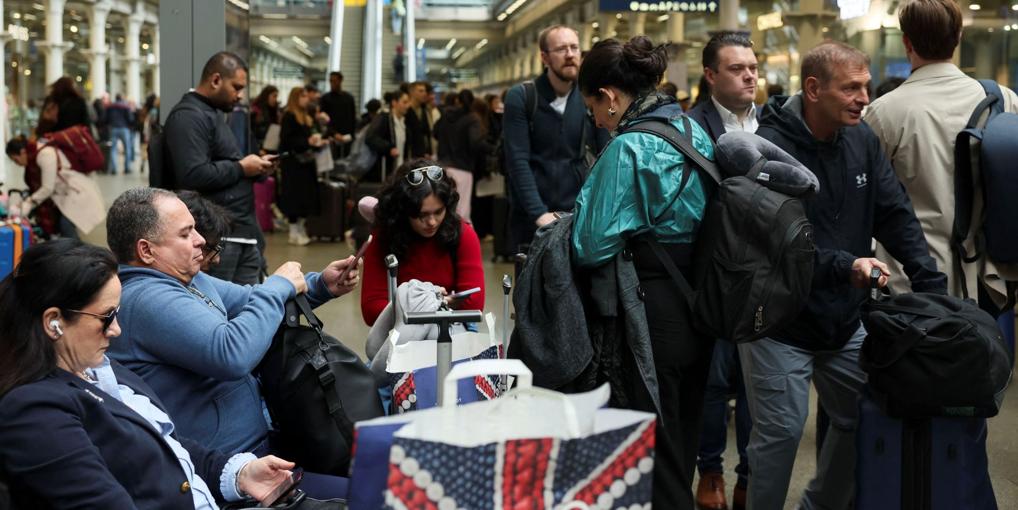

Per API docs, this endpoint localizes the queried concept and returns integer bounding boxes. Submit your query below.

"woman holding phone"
[360,158,486,326]
[279,86,327,246]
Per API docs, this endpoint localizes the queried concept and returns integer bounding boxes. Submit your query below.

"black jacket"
[757,95,947,350]
[165,92,259,238]
[405,105,432,157]
[446,110,493,174]
[0,361,230,508]
[53,96,92,132]
[502,71,609,247]
[320,90,357,137]
[364,112,409,183]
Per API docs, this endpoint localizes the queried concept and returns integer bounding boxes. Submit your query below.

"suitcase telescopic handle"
[869,268,882,301]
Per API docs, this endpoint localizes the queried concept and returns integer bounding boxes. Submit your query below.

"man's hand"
[321,255,360,296]
[239,154,273,178]
[850,257,890,289]
[273,262,308,294]
[535,212,558,228]
[237,456,295,503]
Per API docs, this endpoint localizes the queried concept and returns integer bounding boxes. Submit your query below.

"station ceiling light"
[418,38,426,49]
[69,25,78,33]
[445,38,457,51]
[324,36,332,44]
[452,47,466,59]
[592,21,599,28]
[1013,3,1018,10]
[657,14,670,22]
[969,3,981,10]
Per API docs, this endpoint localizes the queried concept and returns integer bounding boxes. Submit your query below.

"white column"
[151,25,160,96]
[42,0,73,86]
[720,0,739,30]
[327,0,344,72]
[362,0,382,103]
[88,1,112,98]
[125,5,144,103]
[404,0,416,82]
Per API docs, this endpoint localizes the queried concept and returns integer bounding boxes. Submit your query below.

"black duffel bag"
[256,294,384,475]
[860,292,1013,418]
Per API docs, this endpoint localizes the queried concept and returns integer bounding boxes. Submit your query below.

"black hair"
[388,90,408,106]
[6,136,27,157]
[106,187,179,264]
[200,51,247,82]
[304,83,320,94]
[365,99,382,114]
[875,77,907,98]
[0,239,118,397]
[702,31,753,71]
[177,190,232,248]
[658,82,679,98]
[374,158,461,262]
[330,71,344,80]
[693,74,712,107]
[578,36,668,99]
[457,89,475,113]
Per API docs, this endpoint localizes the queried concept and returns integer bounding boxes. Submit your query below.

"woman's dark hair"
[365,99,382,114]
[457,89,475,113]
[374,158,461,261]
[0,239,118,397]
[143,94,158,112]
[470,98,490,137]
[253,85,279,110]
[578,36,668,98]
[177,190,233,247]
[48,77,81,102]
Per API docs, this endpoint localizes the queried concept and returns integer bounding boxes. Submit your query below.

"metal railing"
[250,0,331,17]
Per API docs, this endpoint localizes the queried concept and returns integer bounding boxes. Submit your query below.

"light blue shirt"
[87,357,255,509]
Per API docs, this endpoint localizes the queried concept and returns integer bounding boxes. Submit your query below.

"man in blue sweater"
[106,187,360,456]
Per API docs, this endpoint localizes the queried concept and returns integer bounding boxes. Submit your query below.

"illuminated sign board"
[838,0,870,19]
[757,11,783,30]
[600,0,719,13]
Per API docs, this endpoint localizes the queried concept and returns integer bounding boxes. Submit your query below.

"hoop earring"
[608,106,617,117]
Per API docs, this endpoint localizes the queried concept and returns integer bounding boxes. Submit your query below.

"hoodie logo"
[855,173,868,188]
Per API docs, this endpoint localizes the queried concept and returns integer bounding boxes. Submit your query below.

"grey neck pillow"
[715,131,820,197]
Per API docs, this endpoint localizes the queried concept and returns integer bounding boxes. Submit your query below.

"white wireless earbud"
[50,320,64,336]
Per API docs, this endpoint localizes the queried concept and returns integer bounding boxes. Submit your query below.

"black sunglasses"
[66,306,120,333]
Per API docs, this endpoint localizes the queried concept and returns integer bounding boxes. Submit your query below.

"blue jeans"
[110,127,134,174]
[697,338,750,486]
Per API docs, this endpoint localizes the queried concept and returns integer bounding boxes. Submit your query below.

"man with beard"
[503,25,606,249]
[164,51,274,285]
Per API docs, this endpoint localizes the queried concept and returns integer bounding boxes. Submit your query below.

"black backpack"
[149,103,203,190]
[255,295,384,476]
[624,118,815,342]
[861,291,1013,418]
[953,80,1018,309]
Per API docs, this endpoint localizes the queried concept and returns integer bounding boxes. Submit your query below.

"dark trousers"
[630,246,714,510]
[207,241,262,285]
[697,338,750,486]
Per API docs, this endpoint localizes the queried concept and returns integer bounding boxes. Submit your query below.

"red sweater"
[361,222,485,325]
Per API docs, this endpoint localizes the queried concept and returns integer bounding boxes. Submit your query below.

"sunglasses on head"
[66,306,120,333]
[406,166,444,186]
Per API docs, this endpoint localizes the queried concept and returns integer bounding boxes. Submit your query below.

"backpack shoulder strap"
[624,117,722,184]
[978,79,1005,116]
[523,80,538,133]
[646,238,696,307]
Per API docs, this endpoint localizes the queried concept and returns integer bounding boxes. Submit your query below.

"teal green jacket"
[572,107,714,268]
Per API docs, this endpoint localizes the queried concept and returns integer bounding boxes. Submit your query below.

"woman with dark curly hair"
[359,158,485,326]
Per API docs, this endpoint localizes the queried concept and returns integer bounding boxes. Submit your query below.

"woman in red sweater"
[361,158,486,325]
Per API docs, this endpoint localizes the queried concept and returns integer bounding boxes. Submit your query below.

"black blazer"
[686,98,763,144]
[0,361,230,509]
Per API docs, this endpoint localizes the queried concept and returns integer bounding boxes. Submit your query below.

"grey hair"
[106,187,178,264]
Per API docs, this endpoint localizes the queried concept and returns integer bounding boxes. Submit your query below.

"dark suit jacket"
[365,113,410,182]
[686,98,763,144]
[0,361,231,509]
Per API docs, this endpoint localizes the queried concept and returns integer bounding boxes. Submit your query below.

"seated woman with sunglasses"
[0,239,296,508]
[360,159,486,326]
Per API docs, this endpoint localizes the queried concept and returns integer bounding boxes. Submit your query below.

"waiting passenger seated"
[104,187,360,456]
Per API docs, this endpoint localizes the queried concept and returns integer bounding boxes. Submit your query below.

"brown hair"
[801,41,870,85]
[284,87,312,127]
[898,0,962,60]
[538,25,579,53]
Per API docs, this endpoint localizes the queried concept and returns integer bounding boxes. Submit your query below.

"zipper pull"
[754,305,764,332]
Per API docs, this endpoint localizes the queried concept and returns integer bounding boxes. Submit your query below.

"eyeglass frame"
[203,242,225,258]
[545,44,580,56]
[65,306,120,333]
[406,165,445,186]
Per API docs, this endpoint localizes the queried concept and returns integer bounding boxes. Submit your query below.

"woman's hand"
[237,456,295,502]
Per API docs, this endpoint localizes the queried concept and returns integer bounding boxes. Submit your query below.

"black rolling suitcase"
[491,195,514,262]
[305,178,349,242]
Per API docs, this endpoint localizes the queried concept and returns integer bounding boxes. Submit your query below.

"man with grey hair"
[105,187,360,456]
[750,41,946,509]
[163,51,275,286]
[502,25,606,250]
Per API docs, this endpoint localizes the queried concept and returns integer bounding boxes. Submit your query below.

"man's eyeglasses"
[204,243,224,258]
[406,166,444,186]
[547,44,580,56]
[66,306,120,333]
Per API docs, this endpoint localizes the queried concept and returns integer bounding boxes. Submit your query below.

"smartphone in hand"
[258,469,303,507]
[337,235,372,283]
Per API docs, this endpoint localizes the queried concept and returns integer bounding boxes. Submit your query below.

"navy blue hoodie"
[757,95,947,351]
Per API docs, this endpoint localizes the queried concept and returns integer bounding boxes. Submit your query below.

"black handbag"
[860,292,1013,418]
[256,295,384,476]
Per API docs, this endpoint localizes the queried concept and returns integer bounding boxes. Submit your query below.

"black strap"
[288,296,353,441]
[293,294,323,330]
[523,81,538,134]
[646,238,696,307]
[624,117,723,184]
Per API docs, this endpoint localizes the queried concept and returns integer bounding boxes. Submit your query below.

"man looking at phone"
[164,51,275,285]
[106,187,360,457]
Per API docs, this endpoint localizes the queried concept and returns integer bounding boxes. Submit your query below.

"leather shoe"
[732,483,747,510]
[696,472,728,510]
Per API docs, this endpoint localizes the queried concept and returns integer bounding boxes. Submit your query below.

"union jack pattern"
[389,345,503,414]
[382,418,655,510]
